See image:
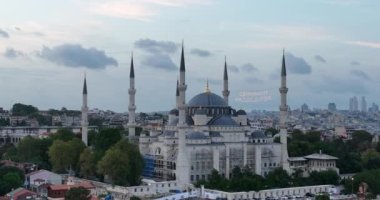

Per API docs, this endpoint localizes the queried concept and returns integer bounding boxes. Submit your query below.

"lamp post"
[351,177,354,195]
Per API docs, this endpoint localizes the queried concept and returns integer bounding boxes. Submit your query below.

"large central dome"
[188,92,227,107]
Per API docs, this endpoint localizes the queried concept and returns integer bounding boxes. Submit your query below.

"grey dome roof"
[186,131,209,140]
[167,116,194,126]
[169,109,179,115]
[188,92,227,107]
[236,109,247,115]
[251,131,268,139]
[207,115,238,126]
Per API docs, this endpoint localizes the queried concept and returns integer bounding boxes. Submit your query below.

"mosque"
[80,44,338,185]
[128,45,289,185]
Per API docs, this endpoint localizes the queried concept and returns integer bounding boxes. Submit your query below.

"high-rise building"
[301,103,309,113]
[328,103,336,111]
[349,96,359,112]
[353,96,358,111]
[361,96,367,112]
[369,103,379,113]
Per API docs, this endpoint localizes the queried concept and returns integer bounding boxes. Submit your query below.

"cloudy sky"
[0,0,379,112]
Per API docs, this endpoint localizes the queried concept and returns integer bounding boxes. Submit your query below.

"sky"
[0,0,379,112]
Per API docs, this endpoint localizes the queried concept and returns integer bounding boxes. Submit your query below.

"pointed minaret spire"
[224,56,228,80]
[81,74,88,146]
[130,52,135,78]
[279,50,290,172]
[180,41,185,72]
[83,73,87,94]
[176,40,190,184]
[281,49,286,77]
[205,79,210,93]
[176,79,180,108]
[128,53,137,139]
[222,56,230,105]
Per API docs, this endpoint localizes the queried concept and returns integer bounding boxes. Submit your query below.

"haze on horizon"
[0,0,379,112]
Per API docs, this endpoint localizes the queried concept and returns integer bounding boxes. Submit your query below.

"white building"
[137,47,290,184]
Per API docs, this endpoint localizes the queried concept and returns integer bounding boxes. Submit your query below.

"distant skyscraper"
[301,103,309,113]
[369,103,379,113]
[349,97,354,111]
[349,96,359,112]
[353,96,358,111]
[361,96,367,112]
[328,103,336,111]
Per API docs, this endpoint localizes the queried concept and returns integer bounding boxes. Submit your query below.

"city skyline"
[0,0,379,112]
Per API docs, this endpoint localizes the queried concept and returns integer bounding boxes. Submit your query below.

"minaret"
[128,54,137,138]
[176,42,190,185]
[176,80,180,109]
[279,50,290,171]
[81,75,88,146]
[222,56,230,104]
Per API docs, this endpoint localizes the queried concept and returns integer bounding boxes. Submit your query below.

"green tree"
[65,187,91,200]
[309,170,340,185]
[11,103,38,116]
[344,169,380,195]
[79,148,97,178]
[316,194,330,200]
[265,168,290,188]
[93,128,122,153]
[50,129,76,142]
[97,140,143,186]
[0,166,24,195]
[48,138,85,173]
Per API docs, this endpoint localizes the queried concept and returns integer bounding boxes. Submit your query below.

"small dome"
[167,116,194,126]
[207,115,238,126]
[188,92,227,107]
[236,110,247,115]
[251,131,268,139]
[169,109,179,115]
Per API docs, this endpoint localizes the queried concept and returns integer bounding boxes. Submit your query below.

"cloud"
[3,48,25,59]
[89,1,156,21]
[241,63,258,73]
[38,44,118,69]
[0,29,9,38]
[229,65,239,73]
[285,53,312,74]
[314,55,326,63]
[350,69,370,80]
[134,38,178,54]
[195,78,221,85]
[146,0,212,7]
[141,53,177,71]
[190,48,212,57]
[245,77,264,84]
[308,76,368,94]
[351,61,360,66]
[345,41,380,48]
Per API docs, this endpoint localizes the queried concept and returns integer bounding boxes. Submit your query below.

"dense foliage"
[65,187,91,200]
[287,129,374,174]
[0,166,25,195]
[1,128,144,187]
[196,167,339,192]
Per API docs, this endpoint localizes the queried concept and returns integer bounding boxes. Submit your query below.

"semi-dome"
[236,110,247,115]
[207,115,238,126]
[188,92,227,107]
[169,108,179,115]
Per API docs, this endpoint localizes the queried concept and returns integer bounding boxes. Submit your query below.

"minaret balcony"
[128,89,136,94]
[178,84,187,91]
[279,87,288,93]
